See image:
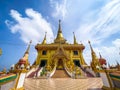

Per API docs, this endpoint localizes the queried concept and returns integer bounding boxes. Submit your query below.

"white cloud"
[112,39,120,47]
[49,0,120,65]
[84,38,120,66]
[5,1,120,66]
[76,0,120,44]
[5,8,54,44]
[72,0,120,65]
[50,0,67,20]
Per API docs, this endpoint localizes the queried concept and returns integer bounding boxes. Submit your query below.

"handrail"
[49,64,57,78]
[64,62,72,77]
[26,67,36,77]
[37,67,43,77]
[85,67,96,77]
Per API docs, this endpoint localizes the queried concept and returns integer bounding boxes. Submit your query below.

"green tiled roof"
[0,74,17,85]
[109,74,120,80]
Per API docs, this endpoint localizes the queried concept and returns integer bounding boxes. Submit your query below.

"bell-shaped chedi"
[14,40,32,71]
[54,20,66,44]
[88,41,101,72]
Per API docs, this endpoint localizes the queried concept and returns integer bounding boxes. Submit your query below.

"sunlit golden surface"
[24,78,103,90]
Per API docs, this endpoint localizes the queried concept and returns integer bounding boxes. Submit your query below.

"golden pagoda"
[29,20,87,78]
[13,40,32,72]
[88,41,101,72]
[35,21,86,65]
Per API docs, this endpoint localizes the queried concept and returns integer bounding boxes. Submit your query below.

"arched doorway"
[57,58,64,69]
[73,60,80,67]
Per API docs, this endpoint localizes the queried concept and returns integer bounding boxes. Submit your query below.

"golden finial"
[73,32,78,44]
[42,32,47,44]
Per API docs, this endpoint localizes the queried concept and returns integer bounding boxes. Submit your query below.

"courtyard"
[24,78,103,90]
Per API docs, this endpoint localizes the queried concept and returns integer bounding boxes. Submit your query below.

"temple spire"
[42,32,47,44]
[88,41,97,60]
[73,32,78,44]
[24,40,32,55]
[56,20,63,39]
[23,40,32,64]
[54,20,66,43]
[88,41,94,53]
[88,41,96,60]
[108,62,111,68]
[116,60,120,66]
[99,52,102,59]
[88,41,100,71]
[58,20,62,33]
[14,40,31,70]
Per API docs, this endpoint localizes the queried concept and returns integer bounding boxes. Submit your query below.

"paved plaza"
[24,78,103,90]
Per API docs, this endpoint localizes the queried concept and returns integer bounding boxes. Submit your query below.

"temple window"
[73,60,80,66]
[40,60,47,67]
[42,50,47,55]
[73,51,78,55]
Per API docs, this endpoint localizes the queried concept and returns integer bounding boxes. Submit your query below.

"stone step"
[52,69,70,78]
[27,68,41,78]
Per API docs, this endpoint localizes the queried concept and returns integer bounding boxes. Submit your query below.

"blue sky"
[0,0,120,71]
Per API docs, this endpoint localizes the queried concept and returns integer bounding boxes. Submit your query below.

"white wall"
[100,72,112,88]
[17,73,26,89]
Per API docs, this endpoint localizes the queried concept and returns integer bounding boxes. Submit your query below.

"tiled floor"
[24,78,103,90]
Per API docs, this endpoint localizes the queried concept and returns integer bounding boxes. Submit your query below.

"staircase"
[86,71,94,77]
[27,71,36,78]
[52,69,70,78]
[80,66,94,77]
[27,67,41,78]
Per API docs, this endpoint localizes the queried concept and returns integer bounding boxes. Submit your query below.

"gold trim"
[10,69,28,73]
[10,87,25,90]
[17,87,25,90]
[14,73,21,89]
[0,74,16,79]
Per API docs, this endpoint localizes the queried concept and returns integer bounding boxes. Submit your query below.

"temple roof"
[35,44,85,50]
[99,53,106,65]
[0,73,17,85]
